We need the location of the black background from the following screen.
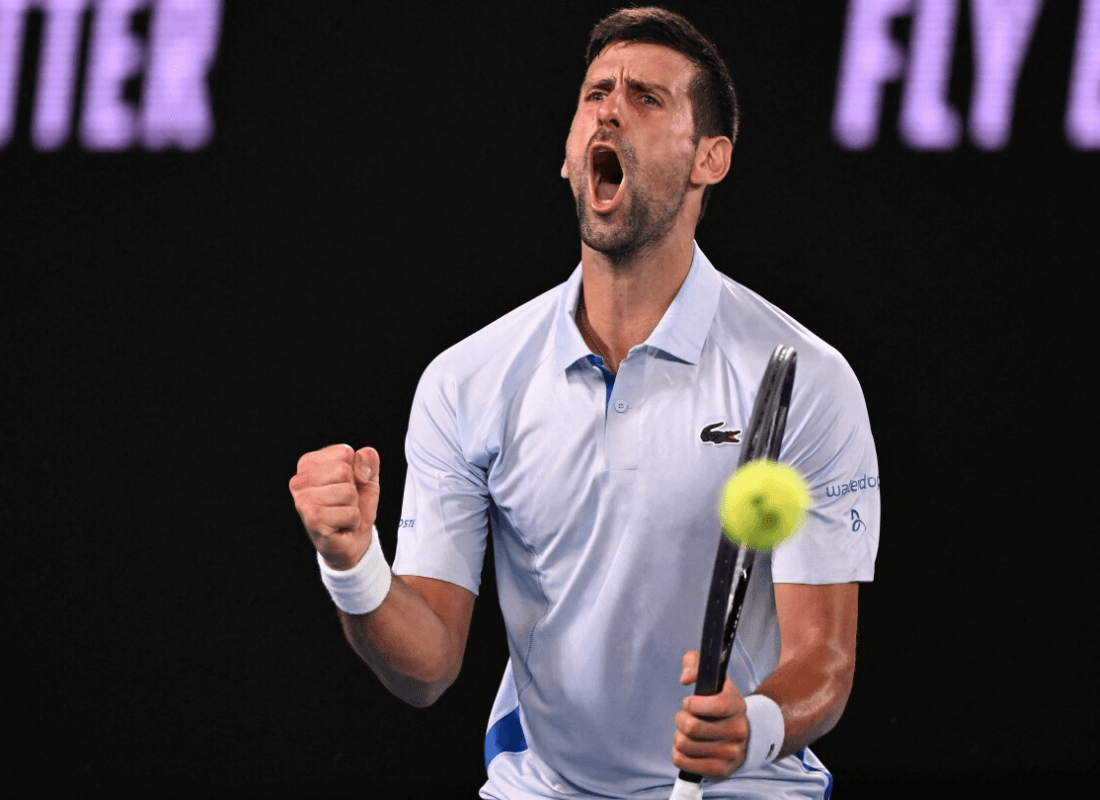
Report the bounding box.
[2,1,1096,796]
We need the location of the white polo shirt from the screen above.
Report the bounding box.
[392,244,880,799]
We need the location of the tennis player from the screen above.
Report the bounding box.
[289,7,879,798]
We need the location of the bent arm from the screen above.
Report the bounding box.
[753,582,859,759]
[338,572,476,708]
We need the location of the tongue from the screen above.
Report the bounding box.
[596,180,619,202]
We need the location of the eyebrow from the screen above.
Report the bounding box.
[584,76,671,97]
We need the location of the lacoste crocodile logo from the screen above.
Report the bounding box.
[700,422,741,445]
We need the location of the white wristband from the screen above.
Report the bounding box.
[317,527,392,614]
[742,694,785,772]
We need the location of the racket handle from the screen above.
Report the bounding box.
[669,775,704,799]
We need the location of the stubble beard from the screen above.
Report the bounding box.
[573,145,693,269]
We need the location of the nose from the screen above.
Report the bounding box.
[596,87,622,129]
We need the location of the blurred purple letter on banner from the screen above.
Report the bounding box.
[32,0,85,150]
[81,0,147,150]
[1067,0,1100,148]
[0,0,30,146]
[967,0,1044,150]
[141,0,222,150]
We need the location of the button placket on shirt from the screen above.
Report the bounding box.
[605,354,641,470]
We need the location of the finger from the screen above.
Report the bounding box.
[674,708,746,743]
[670,741,742,781]
[681,650,699,685]
[297,443,354,473]
[300,458,355,488]
[301,482,358,508]
[354,448,381,525]
[673,725,744,756]
[307,504,361,534]
[683,678,745,719]
[354,446,380,486]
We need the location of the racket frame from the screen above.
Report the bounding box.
[674,344,798,793]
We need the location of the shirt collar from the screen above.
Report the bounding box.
[643,243,721,365]
[552,265,591,374]
[552,242,722,373]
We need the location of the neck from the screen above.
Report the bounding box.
[576,232,695,373]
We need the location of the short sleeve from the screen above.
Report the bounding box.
[771,349,880,584]
[390,362,491,595]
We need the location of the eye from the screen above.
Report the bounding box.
[586,90,606,102]
[641,94,660,107]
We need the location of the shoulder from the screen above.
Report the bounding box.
[414,280,565,409]
[709,270,859,387]
[702,266,872,453]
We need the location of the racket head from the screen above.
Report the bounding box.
[696,345,797,691]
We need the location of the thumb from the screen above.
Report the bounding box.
[681,650,700,685]
[353,446,380,530]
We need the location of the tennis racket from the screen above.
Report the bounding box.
[669,344,798,800]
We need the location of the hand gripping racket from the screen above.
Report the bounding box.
[669,344,797,800]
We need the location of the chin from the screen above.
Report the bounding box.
[575,192,680,267]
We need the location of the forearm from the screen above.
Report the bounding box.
[752,643,855,759]
[291,446,474,707]
[337,575,464,708]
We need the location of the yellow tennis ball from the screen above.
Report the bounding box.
[718,460,811,550]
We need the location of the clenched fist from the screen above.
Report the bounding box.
[289,444,380,570]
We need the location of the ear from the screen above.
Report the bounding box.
[561,157,569,179]
[690,136,732,187]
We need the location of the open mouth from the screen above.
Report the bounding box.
[591,145,624,207]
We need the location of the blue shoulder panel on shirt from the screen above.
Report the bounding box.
[797,748,834,799]
[484,706,528,768]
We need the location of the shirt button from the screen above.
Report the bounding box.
[614,400,628,413]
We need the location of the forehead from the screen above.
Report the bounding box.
[583,42,697,94]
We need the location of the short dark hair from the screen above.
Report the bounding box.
[585,7,739,220]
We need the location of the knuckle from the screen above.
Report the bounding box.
[333,506,359,531]
[297,449,322,472]
[733,715,748,740]
[730,698,745,718]
[301,514,322,536]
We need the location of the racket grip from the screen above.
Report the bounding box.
[669,775,704,799]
